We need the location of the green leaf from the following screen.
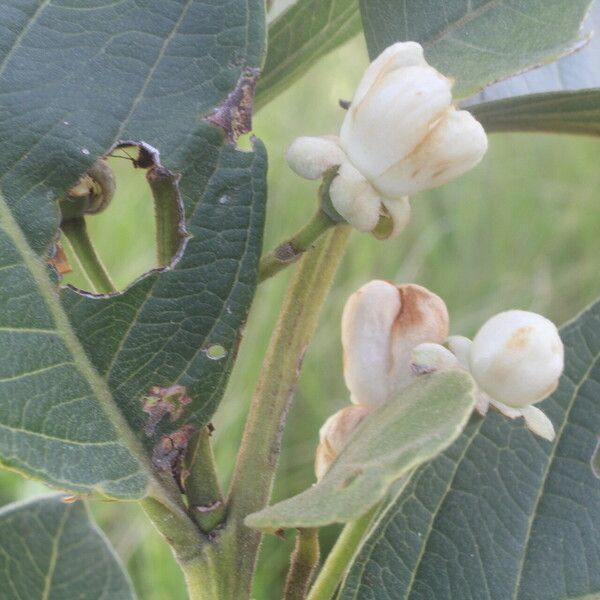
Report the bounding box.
[468,1,600,102]
[0,1,266,495]
[339,299,600,600]
[469,89,600,136]
[0,495,135,600]
[255,0,361,109]
[245,371,476,530]
[358,0,593,98]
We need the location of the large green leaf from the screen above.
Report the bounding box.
[469,1,600,102]
[339,299,600,600]
[469,89,600,136]
[255,0,361,109]
[359,0,593,98]
[246,371,476,530]
[0,495,135,600]
[0,1,266,495]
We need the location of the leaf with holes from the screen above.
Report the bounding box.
[0,495,135,600]
[359,0,593,98]
[0,0,266,497]
[245,371,476,531]
[255,0,361,110]
[339,298,600,600]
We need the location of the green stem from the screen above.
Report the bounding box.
[284,528,320,600]
[147,164,186,267]
[306,504,380,600]
[183,427,226,533]
[201,225,350,600]
[61,217,116,294]
[259,209,336,282]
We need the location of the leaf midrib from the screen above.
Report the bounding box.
[41,504,71,600]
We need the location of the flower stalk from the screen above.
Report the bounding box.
[284,528,320,600]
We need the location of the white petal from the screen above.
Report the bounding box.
[446,335,472,369]
[389,284,449,395]
[329,160,381,232]
[373,108,488,198]
[379,196,411,239]
[350,42,427,108]
[342,280,401,406]
[488,398,523,419]
[520,405,555,441]
[285,135,346,180]
[340,66,453,179]
[470,310,564,408]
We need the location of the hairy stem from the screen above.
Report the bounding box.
[183,427,226,533]
[284,528,320,600]
[207,225,351,599]
[306,504,380,600]
[259,209,337,282]
[61,217,116,294]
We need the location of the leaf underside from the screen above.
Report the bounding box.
[0,495,135,600]
[246,371,476,530]
[0,0,266,497]
[358,0,593,99]
[340,299,600,600]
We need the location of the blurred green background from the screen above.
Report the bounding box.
[2,35,600,600]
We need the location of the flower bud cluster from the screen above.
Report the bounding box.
[315,281,564,480]
[286,42,488,239]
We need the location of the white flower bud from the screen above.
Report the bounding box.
[285,135,346,180]
[284,42,487,239]
[470,310,564,408]
[446,335,472,369]
[314,404,372,481]
[342,280,449,406]
[339,42,487,197]
[410,343,461,374]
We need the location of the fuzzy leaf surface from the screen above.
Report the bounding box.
[359,0,593,98]
[0,496,135,600]
[0,0,266,494]
[246,371,476,530]
[340,299,600,600]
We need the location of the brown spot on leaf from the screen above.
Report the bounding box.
[49,242,72,275]
[141,384,192,437]
[152,424,198,475]
[206,68,260,144]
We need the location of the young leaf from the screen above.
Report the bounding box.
[339,298,600,600]
[255,0,361,110]
[469,89,600,136]
[359,0,593,98]
[0,496,135,600]
[245,371,476,530]
[0,1,266,495]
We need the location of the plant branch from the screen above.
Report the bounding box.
[206,225,350,599]
[147,164,186,267]
[284,528,320,600]
[306,504,380,600]
[61,217,116,294]
[259,209,336,282]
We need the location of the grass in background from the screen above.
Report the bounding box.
[4,35,600,600]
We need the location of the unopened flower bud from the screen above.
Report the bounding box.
[410,342,461,375]
[342,280,449,406]
[284,42,487,239]
[470,310,564,408]
[446,335,472,369]
[314,404,372,481]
